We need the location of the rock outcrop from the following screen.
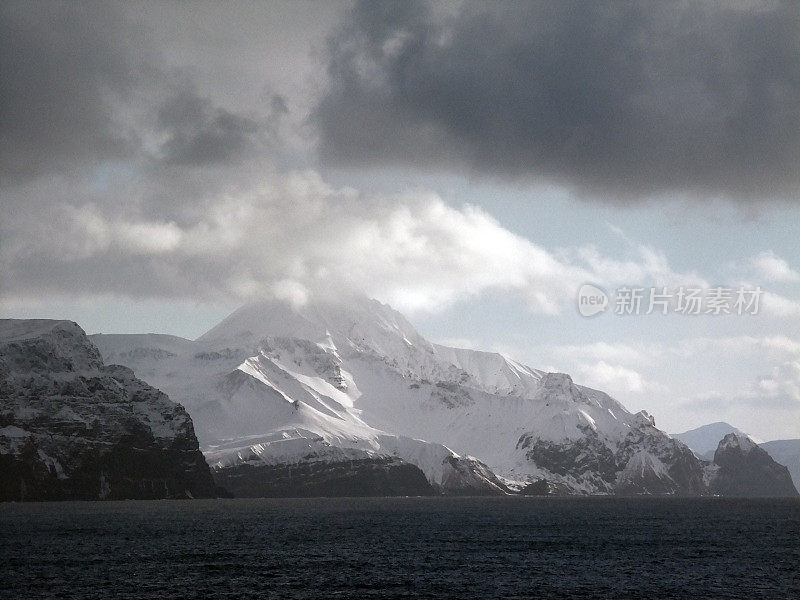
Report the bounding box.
[212,456,434,498]
[0,319,217,501]
[759,439,800,491]
[708,433,798,497]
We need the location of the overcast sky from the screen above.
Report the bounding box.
[2,1,799,440]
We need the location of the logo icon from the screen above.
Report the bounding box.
[578,284,608,317]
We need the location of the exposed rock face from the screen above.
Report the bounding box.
[517,478,571,495]
[517,396,708,496]
[672,422,752,458]
[212,457,434,498]
[438,455,511,496]
[517,432,619,493]
[759,439,800,491]
[614,413,708,496]
[708,433,798,497]
[0,319,217,501]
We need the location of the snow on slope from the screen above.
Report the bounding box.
[91,297,704,494]
[432,344,545,397]
[94,320,506,492]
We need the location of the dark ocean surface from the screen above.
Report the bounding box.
[1,497,798,599]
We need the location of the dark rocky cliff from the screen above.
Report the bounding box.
[709,433,798,498]
[212,456,434,498]
[0,319,217,501]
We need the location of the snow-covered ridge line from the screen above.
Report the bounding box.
[88,296,731,495]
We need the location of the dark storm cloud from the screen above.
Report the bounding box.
[317,1,800,200]
[0,1,268,183]
[0,1,141,182]
[157,89,259,166]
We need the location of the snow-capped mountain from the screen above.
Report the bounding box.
[0,319,217,501]
[92,296,708,495]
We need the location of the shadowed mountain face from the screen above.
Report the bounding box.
[672,422,753,459]
[674,423,800,496]
[0,319,217,501]
[759,439,800,491]
[211,456,435,498]
[710,434,798,498]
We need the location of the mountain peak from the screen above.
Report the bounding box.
[197,295,434,358]
[711,432,798,497]
[672,422,756,457]
[90,296,726,496]
[0,318,84,344]
[0,319,103,373]
[718,432,758,454]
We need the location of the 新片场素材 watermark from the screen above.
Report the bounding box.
[577,285,762,317]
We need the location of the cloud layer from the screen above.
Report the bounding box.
[0,2,288,185]
[547,335,800,435]
[2,2,798,313]
[0,2,141,182]
[0,167,622,313]
[1,2,797,441]
[317,1,800,201]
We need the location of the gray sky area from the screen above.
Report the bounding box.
[1,1,799,439]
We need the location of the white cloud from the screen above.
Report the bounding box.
[7,169,681,315]
[2,168,797,327]
[575,360,650,394]
[749,251,800,283]
[551,341,661,367]
[675,335,800,358]
[549,335,800,431]
[116,221,184,255]
[271,279,310,309]
[573,242,708,290]
[551,332,800,370]
[760,291,800,317]
[683,360,800,414]
[756,361,800,405]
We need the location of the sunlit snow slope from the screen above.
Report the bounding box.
[92,297,705,494]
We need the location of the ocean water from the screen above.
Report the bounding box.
[1,497,798,599]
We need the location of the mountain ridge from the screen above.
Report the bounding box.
[91,296,724,496]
